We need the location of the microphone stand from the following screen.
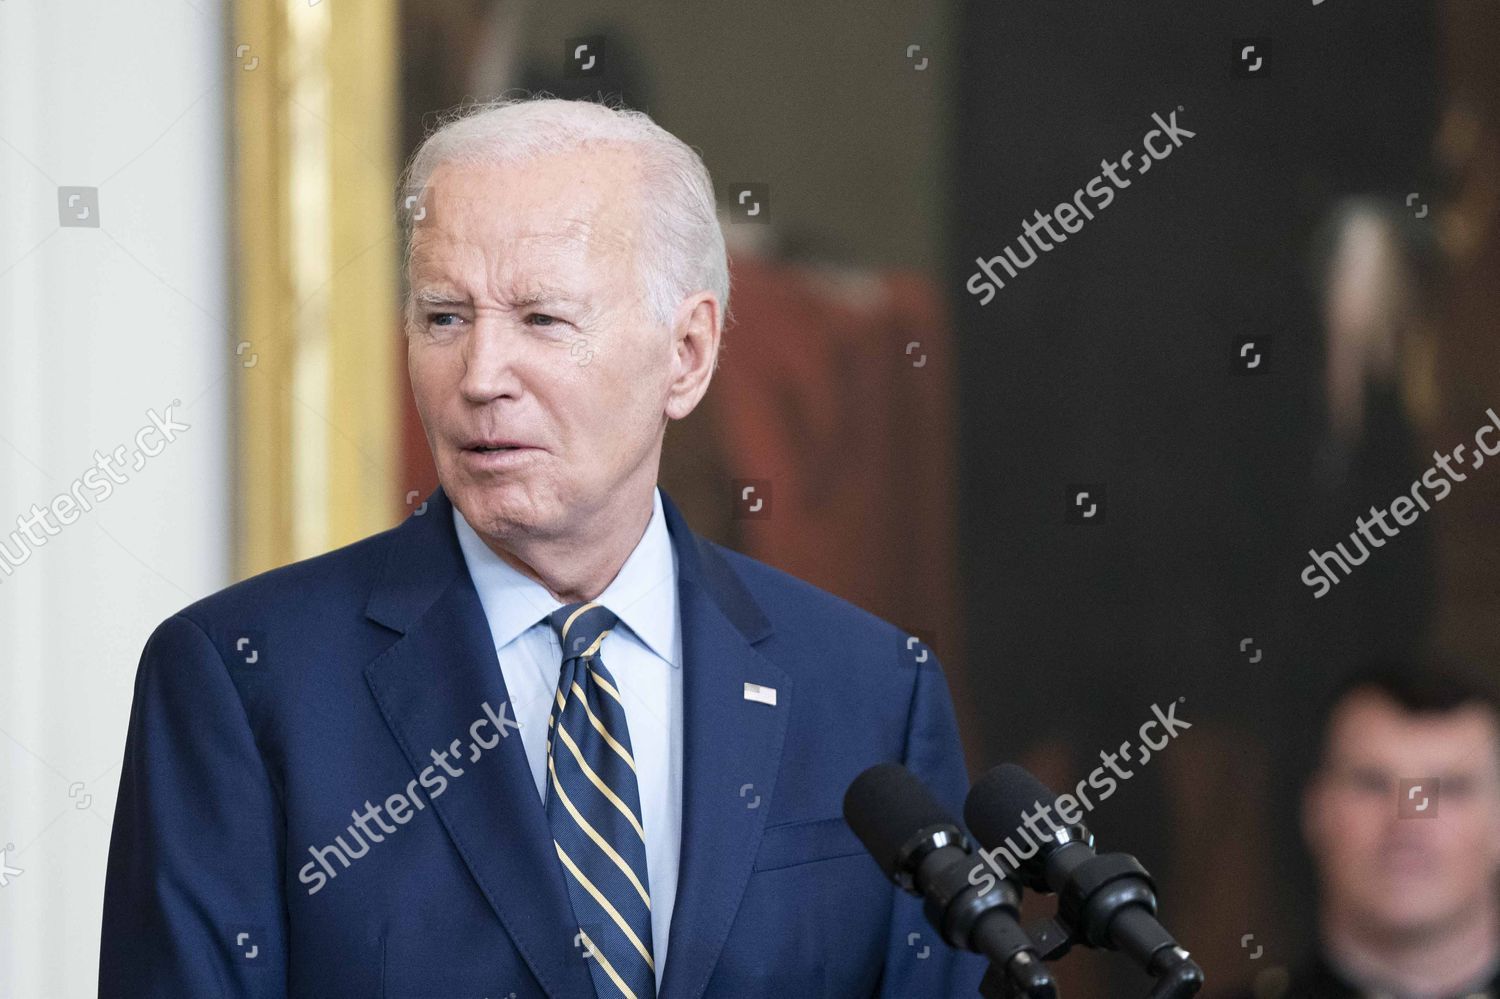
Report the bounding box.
[978,915,1203,999]
[977,835,1204,999]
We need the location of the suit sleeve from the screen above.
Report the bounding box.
[876,650,990,999]
[99,614,288,998]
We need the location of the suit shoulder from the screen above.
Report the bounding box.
[167,518,403,635]
[706,541,913,647]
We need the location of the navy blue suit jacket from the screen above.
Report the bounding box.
[100,486,986,998]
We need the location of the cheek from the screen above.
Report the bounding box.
[407,344,444,406]
[616,342,672,408]
[1443,806,1500,855]
[409,342,465,412]
[582,343,666,419]
[1325,802,1386,853]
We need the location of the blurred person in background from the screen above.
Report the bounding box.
[1243,663,1500,999]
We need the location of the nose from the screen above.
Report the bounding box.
[459,318,524,404]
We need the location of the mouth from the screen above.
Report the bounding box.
[462,439,538,453]
[459,439,543,470]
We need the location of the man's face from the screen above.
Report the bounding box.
[405,145,682,545]
[1303,691,1500,937]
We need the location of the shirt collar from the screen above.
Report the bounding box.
[452,486,680,669]
[1318,943,1500,999]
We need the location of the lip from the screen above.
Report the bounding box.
[1382,844,1437,867]
[459,443,542,470]
[1384,855,1437,879]
[463,437,536,450]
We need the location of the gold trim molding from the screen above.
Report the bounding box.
[231,0,399,577]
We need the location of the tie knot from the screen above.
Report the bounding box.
[548,601,619,661]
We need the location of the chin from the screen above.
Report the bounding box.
[451,477,564,538]
[1359,892,1464,937]
[472,500,543,539]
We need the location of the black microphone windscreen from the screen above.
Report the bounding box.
[964,763,1059,851]
[843,762,956,882]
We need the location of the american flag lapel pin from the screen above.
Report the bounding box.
[743,682,777,707]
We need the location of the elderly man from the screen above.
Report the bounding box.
[99,97,984,999]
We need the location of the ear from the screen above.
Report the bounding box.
[663,291,721,422]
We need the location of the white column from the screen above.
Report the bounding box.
[0,0,232,995]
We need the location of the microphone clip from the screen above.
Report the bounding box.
[980,848,1204,999]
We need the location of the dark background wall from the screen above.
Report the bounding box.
[397,1,1500,994]
[953,1,1500,993]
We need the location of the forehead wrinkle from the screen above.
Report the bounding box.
[518,217,595,247]
[412,197,645,312]
[407,226,482,285]
[514,215,640,267]
[491,230,640,304]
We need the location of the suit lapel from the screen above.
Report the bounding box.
[362,487,595,998]
[361,485,790,999]
[657,492,790,999]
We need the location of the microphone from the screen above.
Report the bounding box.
[964,764,1203,994]
[844,763,1056,999]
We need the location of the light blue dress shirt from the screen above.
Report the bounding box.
[452,487,683,990]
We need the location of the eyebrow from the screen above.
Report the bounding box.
[410,287,591,309]
[512,288,588,308]
[412,289,469,308]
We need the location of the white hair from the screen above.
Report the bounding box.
[399,94,729,334]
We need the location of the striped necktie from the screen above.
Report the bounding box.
[545,600,656,999]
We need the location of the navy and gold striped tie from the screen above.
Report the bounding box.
[545,601,656,999]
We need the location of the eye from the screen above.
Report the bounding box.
[1444,776,1478,798]
[428,313,462,327]
[1339,769,1392,796]
[526,313,566,328]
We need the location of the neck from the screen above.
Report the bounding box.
[476,484,656,605]
[1321,900,1499,998]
